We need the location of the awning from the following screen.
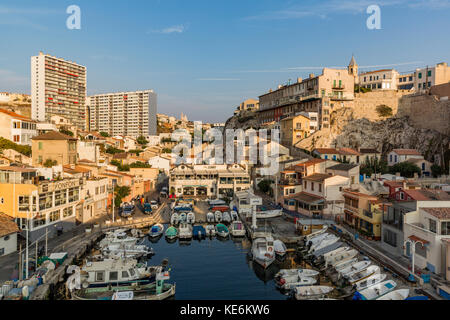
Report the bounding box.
[408,235,430,245]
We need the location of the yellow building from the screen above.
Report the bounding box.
[31,131,77,167]
[280,114,310,147]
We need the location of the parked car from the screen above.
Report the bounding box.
[144,202,152,215]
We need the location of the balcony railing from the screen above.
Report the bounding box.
[332,84,345,89]
[280,179,301,186]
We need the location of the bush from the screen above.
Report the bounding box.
[431,164,443,178]
[43,159,57,168]
[114,185,131,207]
[105,146,125,155]
[257,179,273,194]
[136,136,148,145]
[100,132,109,137]
[59,129,74,137]
[0,137,32,156]
[376,105,393,117]
[389,162,421,178]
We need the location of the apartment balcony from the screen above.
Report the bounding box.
[279,179,301,186]
[344,203,359,214]
[331,84,345,90]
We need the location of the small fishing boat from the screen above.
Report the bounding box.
[230,221,246,237]
[165,226,178,240]
[186,212,195,224]
[230,211,239,221]
[353,280,397,300]
[273,240,287,257]
[99,230,138,248]
[206,212,215,223]
[294,286,334,300]
[101,243,154,259]
[275,268,319,280]
[222,211,232,223]
[325,249,359,267]
[149,224,164,238]
[179,212,187,223]
[179,223,193,239]
[321,246,350,261]
[192,225,206,239]
[255,208,282,219]
[304,225,328,241]
[334,258,358,272]
[279,276,317,290]
[211,205,229,213]
[339,261,371,278]
[309,235,339,253]
[215,223,229,237]
[205,225,216,237]
[354,273,387,291]
[306,232,332,247]
[209,199,226,206]
[170,212,179,225]
[251,236,275,269]
[214,211,222,223]
[376,289,409,300]
[347,265,380,284]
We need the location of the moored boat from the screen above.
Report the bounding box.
[179,212,187,223]
[347,265,380,284]
[279,276,317,290]
[149,224,164,238]
[170,212,179,225]
[230,211,239,221]
[354,273,387,291]
[215,223,229,237]
[222,211,232,223]
[334,258,358,272]
[186,212,195,224]
[205,225,216,237]
[251,235,275,269]
[376,289,409,300]
[294,285,334,300]
[339,261,371,278]
[206,212,215,223]
[230,220,246,237]
[165,226,178,240]
[353,280,397,300]
[214,211,222,223]
[325,249,359,267]
[179,223,193,239]
[275,268,319,280]
[192,225,206,239]
[273,240,287,257]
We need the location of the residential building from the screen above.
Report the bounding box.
[313,147,361,164]
[414,62,450,92]
[397,72,415,90]
[31,131,77,167]
[404,158,433,177]
[148,155,171,174]
[31,52,87,130]
[79,177,109,223]
[77,141,101,164]
[313,148,341,161]
[297,111,318,133]
[358,148,381,164]
[234,98,259,114]
[326,163,360,185]
[343,189,383,239]
[0,149,32,166]
[0,213,20,256]
[0,109,37,145]
[87,90,157,137]
[403,201,450,275]
[258,58,356,129]
[358,69,399,90]
[387,149,424,166]
[280,114,310,148]
[0,167,81,241]
[169,164,251,198]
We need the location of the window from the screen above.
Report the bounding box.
[304,181,307,189]
[122,271,129,278]
[63,206,73,218]
[427,70,432,77]
[429,219,437,233]
[33,214,46,228]
[311,182,314,191]
[54,190,66,206]
[383,229,397,247]
[95,271,105,282]
[18,196,30,211]
[0,248,4,256]
[319,184,322,192]
[39,193,53,210]
[418,72,422,79]
[441,222,450,236]
[415,243,427,258]
[38,142,43,150]
[109,271,118,281]
[49,210,60,223]
[128,269,136,277]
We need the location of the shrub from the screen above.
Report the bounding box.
[376,104,393,117]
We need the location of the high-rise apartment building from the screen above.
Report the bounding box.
[87,90,157,137]
[31,52,87,130]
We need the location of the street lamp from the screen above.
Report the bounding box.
[404,238,421,282]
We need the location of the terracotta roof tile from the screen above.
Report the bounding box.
[422,207,450,220]
[392,149,422,156]
[0,213,20,237]
[32,131,76,141]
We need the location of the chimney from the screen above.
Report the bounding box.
[309,73,315,79]
[402,180,406,190]
[297,77,302,83]
[413,172,419,179]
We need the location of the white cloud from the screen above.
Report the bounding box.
[197,78,240,81]
[149,24,187,34]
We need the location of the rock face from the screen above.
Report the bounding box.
[296,107,449,166]
[223,110,259,133]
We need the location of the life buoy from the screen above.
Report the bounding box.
[268,247,273,252]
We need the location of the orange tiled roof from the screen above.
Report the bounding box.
[392,149,422,156]
[339,148,360,156]
[314,148,339,154]
[422,208,450,220]
[0,213,20,237]
[0,109,35,122]
[295,158,326,167]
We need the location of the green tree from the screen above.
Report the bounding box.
[360,157,389,176]
[376,104,393,117]
[0,137,32,156]
[257,179,273,194]
[431,164,443,178]
[114,185,131,207]
[59,129,74,137]
[136,135,148,145]
[43,159,57,168]
[100,132,110,137]
[162,148,172,154]
[389,162,421,178]
[105,146,125,154]
[129,161,152,169]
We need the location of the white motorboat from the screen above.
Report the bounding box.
[230,211,239,221]
[305,225,328,241]
[334,258,358,272]
[347,265,380,284]
[205,225,216,237]
[209,199,226,206]
[273,240,287,257]
[251,236,275,269]
[179,223,193,239]
[355,280,397,300]
[280,276,317,290]
[186,212,195,224]
[222,211,232,223]
[215,224,229,237]
[230,221,246,237]
[306,232,332,247]
[99,230,138,248]
[309,235,339,253]
[149,224,164,238]
[170,212,179,225]
[294,286,334,300]
[179,212,187,223]
[255,208,282,219]
[214,211,222,223]
[275,268,319,280]
[325,249,359,267]
[321,246,350,261]
[354,273,387,291]
[376,289,409,300]
[101,243,153,259]
[339,261,371,278]
[206,212,215,223]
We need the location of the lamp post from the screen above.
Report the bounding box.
[404,238,418,282]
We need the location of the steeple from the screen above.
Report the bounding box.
[348,55,358,77]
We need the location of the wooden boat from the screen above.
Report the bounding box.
[165,226,178,240]
[376,289,409,300]
[354,280,397,300]
[273,240,287,257]
[275,268,319,280]
[251,235,275,269]
[192,225,206,239]
[280,276,317,290]
[179,223,193,239]
[205,225,216,237]
[339,261,371,278]
[206,212,215,223]
[230,221,246,237]
[354,273,387,291]
[186,212,195,224]
[149,224,164,238]
[325,249,359,267]
[222,211,232,223]
[214,211,222,223]
[170,212,179,225]
[306,232,330,246]
[230,211,239,221]
[347,265,380,284]
[215,223,229,237]
[211,205,229,213]
[294,286,334,300]
[72,272,175,300]
[334,258,358,272]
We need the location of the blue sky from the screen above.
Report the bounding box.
[1,0,450,122]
